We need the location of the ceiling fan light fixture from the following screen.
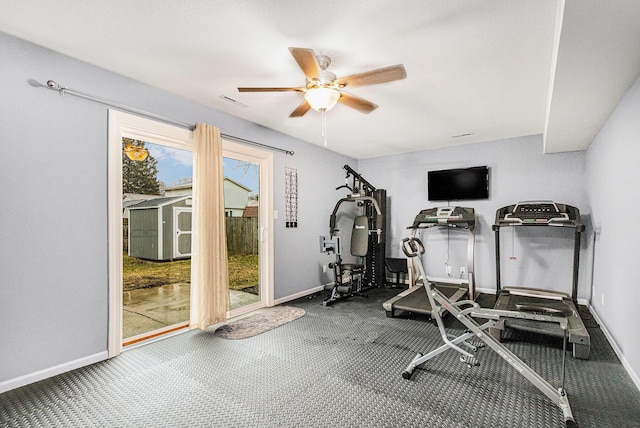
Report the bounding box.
[123,143,149,161]
[304,87,341,112]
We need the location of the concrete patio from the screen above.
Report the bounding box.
[123,283,259,339]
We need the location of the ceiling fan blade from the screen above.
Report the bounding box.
[338,92,378,114]
[238,87,304,92]
[288,47,323,81]
[289,99,311,117]
[335,64,407,89]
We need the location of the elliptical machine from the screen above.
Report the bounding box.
[319,165,386,306]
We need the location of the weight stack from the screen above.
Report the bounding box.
[368,189,386,287]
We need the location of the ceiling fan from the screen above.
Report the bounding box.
[238,47,407,117]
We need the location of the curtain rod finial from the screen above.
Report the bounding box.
[46,80,66,96]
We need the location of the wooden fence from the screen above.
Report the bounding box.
[226,217,259,255]
[123,217,259,255]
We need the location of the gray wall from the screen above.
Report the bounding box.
[586,74,640,383]
[274,148,360,298]
[0,31,354,386]
[358,135,591,299]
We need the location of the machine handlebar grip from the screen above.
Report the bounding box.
[329,215,337,234]
[402,237,425,257]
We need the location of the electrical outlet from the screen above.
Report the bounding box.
[445,265,452,274]
[459,267,466,277]
[601,293,605,306]
[323,265,327,274]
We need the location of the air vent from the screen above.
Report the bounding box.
[219,95,248,108]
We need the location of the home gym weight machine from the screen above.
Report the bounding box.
[383,206,476,319]
[399,236,578,427]
[491,201,590,359]
[319,165,386,306]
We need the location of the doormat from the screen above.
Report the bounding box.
[213,306,306,339]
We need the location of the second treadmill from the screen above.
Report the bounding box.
[490,201,590,359]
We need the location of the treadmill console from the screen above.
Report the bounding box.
[409,206,475,229]
[436,207,457,218]
[496,201,579,227]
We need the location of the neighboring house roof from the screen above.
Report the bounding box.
[164,182,193,192]
[164,177,253,193]
[242,205,258,217]
[224,177,252,193]
[128,195,191,209]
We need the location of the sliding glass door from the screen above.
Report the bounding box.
[108,111,273,357]
[122,139,193,344]
[223,142,274,317]
[223,157,260,311]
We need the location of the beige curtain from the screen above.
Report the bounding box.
[190,123,229,330]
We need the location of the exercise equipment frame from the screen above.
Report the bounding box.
[400,237,577,427]
[321,165,386,306]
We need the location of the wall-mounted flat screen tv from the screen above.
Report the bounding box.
[428,166,489,201]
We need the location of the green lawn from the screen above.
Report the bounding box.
[123,253,259,292]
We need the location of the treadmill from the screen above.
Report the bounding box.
[490,201,590,359]
[383,206,475,319]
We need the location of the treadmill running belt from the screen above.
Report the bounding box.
[394,284,464,314]
[506,295,574,317]
[492,291,591,359]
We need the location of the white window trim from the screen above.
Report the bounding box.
[223,140,275,318]
[108,110,275,356]
[108,110,193,357]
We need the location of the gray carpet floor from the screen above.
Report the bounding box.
[1,288,639,427]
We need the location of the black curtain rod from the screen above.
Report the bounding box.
[45,80,294,156]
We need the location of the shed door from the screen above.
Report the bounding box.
[173,207,192,258]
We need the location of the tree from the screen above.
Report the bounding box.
[122,139,161,195]
[173,176,193,185]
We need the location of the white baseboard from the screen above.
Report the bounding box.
[273,285,324,305]
[588,304,640,392]
[274,278,410,305]
[0,351,108,394]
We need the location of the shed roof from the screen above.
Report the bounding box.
[128,195,191,209]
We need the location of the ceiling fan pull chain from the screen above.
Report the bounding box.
[322,108,328,146]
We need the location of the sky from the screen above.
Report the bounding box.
[145,142,259,193]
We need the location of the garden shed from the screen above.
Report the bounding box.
[127,195,192,261]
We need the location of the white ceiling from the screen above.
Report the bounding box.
[2,0,640,159]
